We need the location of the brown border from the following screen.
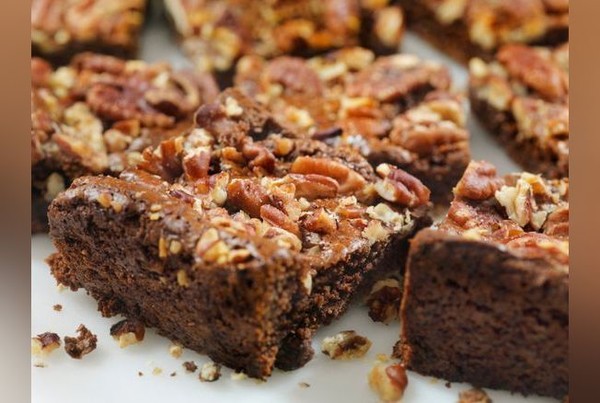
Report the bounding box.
[0,0,30,400]
[570,1,600,401]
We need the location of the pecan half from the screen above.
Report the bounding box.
[288,173,339,200]
[227,179,271,218]
[242,141,276,172]
[454,161,502,200]
[291,156,366,194]
[368,362,408,402]
[375,164,430,207]
[497,44,567,102]
[260,204,301,236]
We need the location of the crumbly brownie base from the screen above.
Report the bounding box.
[48,176,306,379]
[400,0,568,64]
[469,89,568,178]
[397,229,568,399]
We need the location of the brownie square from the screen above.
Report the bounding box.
[398,0,568,63]
[31,53,218,232]
[397,161,568,398]
[31,0,148,65]
[469,43,569,178]
[234,48,471,204]
[48,89,431,378]
[163,0,405,84]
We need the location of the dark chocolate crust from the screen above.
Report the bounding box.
[400,0,569,64]
[48,89,431,377]
[398,229,568,399]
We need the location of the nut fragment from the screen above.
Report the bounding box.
[368,362,408,403]
[321,330,372,360]
[64,324,97,359]
[458,388,492,403]
[31,332,61,356]
[183,361,198,373]
[169,344,183,358]
[110,319,145,348]
[366,278,403,324]
[375,164,430,207]
[199,361,221,382]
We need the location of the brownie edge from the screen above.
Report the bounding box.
[398,229,568,399]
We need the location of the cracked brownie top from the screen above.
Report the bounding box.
[439,161,568,268]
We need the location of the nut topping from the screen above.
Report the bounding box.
[110,319,145,348]
[368,361,408,402]
[31,332,61,356]
[321,330,372,360]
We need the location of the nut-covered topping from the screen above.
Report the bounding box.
[366,278,403,324]
[110,319,145,348]
[375,164,430,207]
[260,204,301,237]
[199,362,221,382]
[31,332,61,356]
[497,44,567,102]
[454,161,501,200]
[458,388,492,403]
[495,173,552,230]
[368,361,408,403]
[265,57,323,96]
[321,330,372,360]
[64,324,97,359]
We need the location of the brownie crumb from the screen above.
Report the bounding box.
[299,382,310,388]
[366,278,403,324]
[199,362,221,382]
[445,381,452,388]
[138,371,144,377]
[64,324,97,359]
[169,344,183,358]
[52,304,63,312]
[368,361,408,403]
[458,388,492,403]
[110,319,145,348]
[321,330,372,360]
[170,371,177,377]
[33,362,47,368]
[31,332,61,356]
[183,361,198,373]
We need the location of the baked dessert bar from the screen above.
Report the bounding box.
[47,89,431,378]
[469,43,569,178]
[31,0,148,65]
[398,0,568,63]
[31,53,218,232]
[164,0,405,84]
[397,161,568,399]
[235,47,470,203]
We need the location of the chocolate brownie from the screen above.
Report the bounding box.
[47,89,431,378]
[163,0,405,85]
[234,47,470,203]
[31,0,148,65]
[397,161,568,398]
[469,43,569,178]
[31,53,218,233]
[398,0,568,63]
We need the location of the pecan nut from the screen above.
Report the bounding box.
[227,179,271,219]
[375,164,430,207]
[291,156,366,194]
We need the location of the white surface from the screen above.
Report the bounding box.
[32,3,551,402]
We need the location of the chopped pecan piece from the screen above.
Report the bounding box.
[199,361,222,382]
[110,319,145,348]
[375,164,430,207]
[31,332,61,356]
[291,156,366,194]
[260,204,301,236]
[288,173,339,200]
[183,361,198,373]
[64,324,97,359]
[453,161,501,200]
[458,388,492,403]
[227,179,271,218]
[366,278,402,324]
[368,361,408,402]
[321,330,372,360]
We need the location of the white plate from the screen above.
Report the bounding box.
[32,3,557,402]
